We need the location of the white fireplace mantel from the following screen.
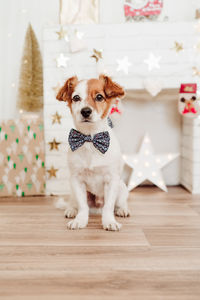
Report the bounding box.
[43,22,199,91]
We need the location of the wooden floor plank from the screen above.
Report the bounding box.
[1,215,200,231]
[0,270,200,300]
[0,203,197,215]
[0,186,200,299]
[0,228,149,246]
[132,204,198,215]
[189,205,200,215]
[143,227,200,247]
[0,246,200,271]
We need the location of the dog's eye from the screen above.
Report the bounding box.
[95,94,104,102]
[72,95,81,102]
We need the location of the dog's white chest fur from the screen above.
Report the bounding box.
[81,167,106,197]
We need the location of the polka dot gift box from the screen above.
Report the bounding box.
[0,117,45,196]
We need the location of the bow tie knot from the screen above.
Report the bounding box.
[68,129,110,154]
[84,135,92,142]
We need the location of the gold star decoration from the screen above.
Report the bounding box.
[52,83,61,95]
[47,166,58,178]
[91,49,102,62]
[56,26,68,40]
[172,41,183,53]
[52,112,62,124]
[49,138,61,150]
[74,29,84,40]
[192,66,200,77]
[194,41,200,53]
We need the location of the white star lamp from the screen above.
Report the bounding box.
[123,133,179,192]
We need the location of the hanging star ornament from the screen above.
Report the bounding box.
[123,133,179,192]
[116,56,132,75]
[56,26,68,40]
[144,53,161,71]
[91,49,102,62]
[192,66,200,77]
[49,138,61,150]
[52,83,61,95]
[52,112,62,124]
[194,41,200,53]
[47,166,58,178]
[75,29,85,40]
[56,53,70,68]
[172,41,183,53]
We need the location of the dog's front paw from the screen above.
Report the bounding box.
[115,207,130,218]
[64,207,78,218]
[102,220,122,231]
[67,217,88,230]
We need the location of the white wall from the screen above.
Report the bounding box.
[1,0,200,120]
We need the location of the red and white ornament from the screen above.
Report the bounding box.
[110,99,122,115]
[124,0,163,20]
[179,84,200,118]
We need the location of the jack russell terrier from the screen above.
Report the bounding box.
[56,74,130,231]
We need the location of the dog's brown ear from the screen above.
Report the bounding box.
[99,74,125,99]
[180,97,186,103]
[56,76,78,102]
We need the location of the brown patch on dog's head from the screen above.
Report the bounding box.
[86,75,125,119]
[99,74,125,99]
[56,76,78,109]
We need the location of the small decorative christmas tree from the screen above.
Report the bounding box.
[17,24,43,112]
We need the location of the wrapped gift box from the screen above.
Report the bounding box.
[0,116,45,196]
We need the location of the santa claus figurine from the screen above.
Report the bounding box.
[179,84,199,118]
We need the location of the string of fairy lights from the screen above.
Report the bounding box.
[53,21,200,91]
[7,10,200,92]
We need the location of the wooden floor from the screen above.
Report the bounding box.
[0,186,200,300]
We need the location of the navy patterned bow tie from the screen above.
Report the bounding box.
[68,129,110,154]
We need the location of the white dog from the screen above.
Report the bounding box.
[56,74,130,231]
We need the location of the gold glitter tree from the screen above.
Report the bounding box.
[17,24,43,112]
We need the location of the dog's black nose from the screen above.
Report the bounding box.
[81,107,92,118]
